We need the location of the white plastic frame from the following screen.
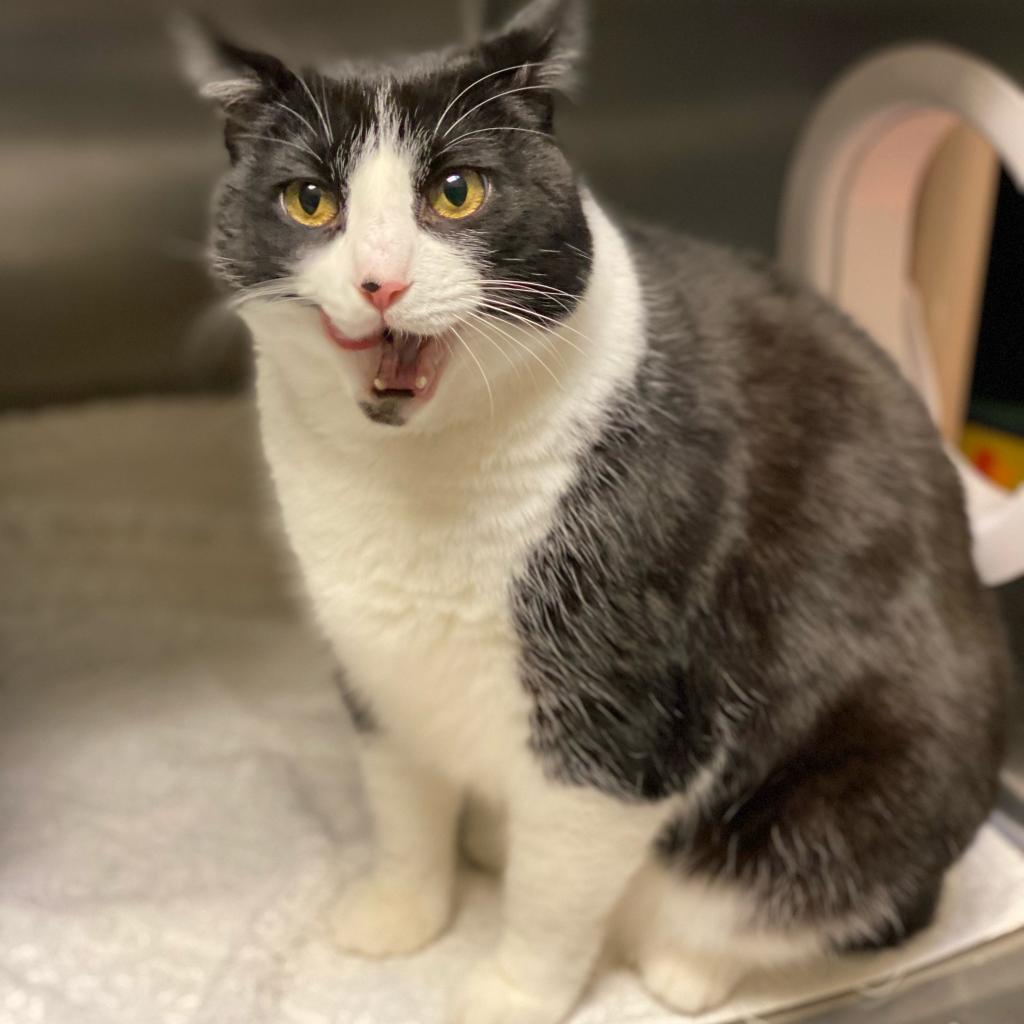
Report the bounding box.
[780,44,1024,586]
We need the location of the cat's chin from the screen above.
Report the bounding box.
[319,310,449,427]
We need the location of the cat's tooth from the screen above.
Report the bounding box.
[415,375,429,391]
[373,377,386,392]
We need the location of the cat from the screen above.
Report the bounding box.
[180,2,1010,1021]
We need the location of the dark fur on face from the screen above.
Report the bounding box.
[184,1,591,326]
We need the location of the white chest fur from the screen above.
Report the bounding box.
[258,398,579,791]
[246,198,645,796]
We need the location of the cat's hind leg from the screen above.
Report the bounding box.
[615,860,823,1014]
[454,777,668,1024]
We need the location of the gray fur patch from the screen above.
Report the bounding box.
[512,227,1010,942]
[359,398,406,427]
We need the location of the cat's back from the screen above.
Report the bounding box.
[580,221,1011,927]
[622,220,981,580]
[540,218,1011,799]
[623,219,1007,670]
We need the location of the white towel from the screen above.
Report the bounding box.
[2,396,1022,1024]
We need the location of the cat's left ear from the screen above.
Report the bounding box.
[485,0,587,95]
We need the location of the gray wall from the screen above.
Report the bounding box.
[0,0,472,409]
[2,0,1022,409]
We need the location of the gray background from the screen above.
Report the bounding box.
[3,0,1024,409]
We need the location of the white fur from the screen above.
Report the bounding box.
[333,743,460,956]
[241,132,825,1022]
[615,863,826,1014]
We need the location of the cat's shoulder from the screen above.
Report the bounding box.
[619,219,774,289]
[615,216,906,391]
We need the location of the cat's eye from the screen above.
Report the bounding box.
[281,181,339,228]
[426,169,487,220]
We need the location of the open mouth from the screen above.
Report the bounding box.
[372,328,443,399]
[320,311,447,405]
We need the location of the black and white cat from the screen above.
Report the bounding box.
[181,2,1009,1021]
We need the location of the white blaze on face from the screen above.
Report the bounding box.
[298,109,483,345]
[299,128,417,341]
[345,141,417,286]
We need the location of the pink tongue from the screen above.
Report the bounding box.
[376,338,429,391]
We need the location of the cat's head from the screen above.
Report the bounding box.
[181,0,595,432]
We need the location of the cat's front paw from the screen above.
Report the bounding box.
[453,958,577,1024]
[331,873,450,957]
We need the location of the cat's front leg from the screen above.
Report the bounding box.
[454,773,666,1024]
[333,739,460,957]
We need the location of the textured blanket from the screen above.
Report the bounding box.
[1,396,1022,1024]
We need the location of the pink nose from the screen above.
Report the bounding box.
[360,279,409,312]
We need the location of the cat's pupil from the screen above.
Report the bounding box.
[443,174,468,207]
[299,184,321,215]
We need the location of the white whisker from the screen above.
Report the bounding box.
[478,300,586,355]
[453,314,521,380]
[450,323,494,418]
[227,278,303,309]
[272,100,318,139]
[522,322,573,369]
[482,282,579,314]
[234,134,324,164]
[488,286,576,319]
[297,74,333,144]
[435,126,551,158]
[433,62,548,138]
[566,242,593,262]
[318,74,334,144]
[467,311,565,389]
[473,305,571,370]
[478,297,593,355]
[443,85,555,138]
[481,279,580,299]
[463,313,538,389]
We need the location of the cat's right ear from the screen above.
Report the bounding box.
[490,0,588,93]
[172,13,296,111]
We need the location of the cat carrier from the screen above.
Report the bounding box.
[779,44,1024,586]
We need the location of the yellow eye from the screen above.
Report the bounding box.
[281,181,339,227]
[427,169,486,220]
